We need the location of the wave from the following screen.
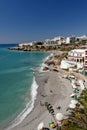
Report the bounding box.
[39,63,49,72]
[5,76,39,130]
[44,52,53,61]
[39,52,53,72]
[5,53,50,130]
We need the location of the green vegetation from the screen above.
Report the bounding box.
[44,89,87,130]
[59,43,86,51]
[62,89,87,130]
[17,42,87,52]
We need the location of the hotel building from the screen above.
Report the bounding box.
[68,49,87,70]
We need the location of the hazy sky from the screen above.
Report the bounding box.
[0,0,87,43]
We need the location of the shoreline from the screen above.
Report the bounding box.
[2,54,51,130]
[4,50,87,130]
[6,70,73,130]
[3,51,74,130]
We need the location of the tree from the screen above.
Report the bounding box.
[62,89,87,130]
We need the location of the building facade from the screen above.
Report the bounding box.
[68,49,87,70]
[66,36,76,44]
[44,36,66,45]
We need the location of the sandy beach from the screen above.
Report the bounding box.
[4,50,87,130]
[4,69,73,130]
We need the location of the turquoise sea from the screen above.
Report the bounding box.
[0,44,49,129]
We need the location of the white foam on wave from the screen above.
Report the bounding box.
[39,53,54,72]
[6,76,39,130]
[40,63,48,72]
[44,52,53,61]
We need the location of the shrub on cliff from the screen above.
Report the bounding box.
[62,89,87,130]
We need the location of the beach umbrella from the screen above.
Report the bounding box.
[69,103,76,109]
[72,84,77,89]
[72,80,75,84]
[71,100,78,104]
[71,96,78,100]
[71,94,78,100]
[70,93,76,97]
[37,122,44,130]
[55,113,63,121]
[73,89,79,93]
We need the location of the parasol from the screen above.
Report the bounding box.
[37,122,44,130]
[55,113,63,121]
[71,100,78,104]
[69,103,76,109]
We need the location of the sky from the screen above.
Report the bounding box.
[0,0,87,43]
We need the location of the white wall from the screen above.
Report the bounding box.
[66,37,70,44]
[60,60,75,69]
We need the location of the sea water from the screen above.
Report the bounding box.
[0,44,49,129]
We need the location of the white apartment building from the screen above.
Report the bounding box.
[18,42,34,48]
[66,36,76,44]
[44,36,66,45]
[77,35,87,40]
[68,49,87,70]
[66,37,70,44]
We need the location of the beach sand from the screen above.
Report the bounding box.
[5,70,73,130]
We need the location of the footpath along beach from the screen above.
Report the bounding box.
[4,52,87,130]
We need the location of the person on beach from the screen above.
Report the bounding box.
[56,106,61,110]
[50,90,53,93]
[40,92,47,97]
[40,101,44,106]
[44,79,48,83]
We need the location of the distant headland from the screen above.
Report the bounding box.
[8,35,87,51]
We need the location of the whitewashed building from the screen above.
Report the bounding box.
[77,35,87,41]
[68,49,87,70]
[66,37,70,44]
[44,36,66,45]
[60,59,76,69]
[66,36,76,44]
[18,42,34,48]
